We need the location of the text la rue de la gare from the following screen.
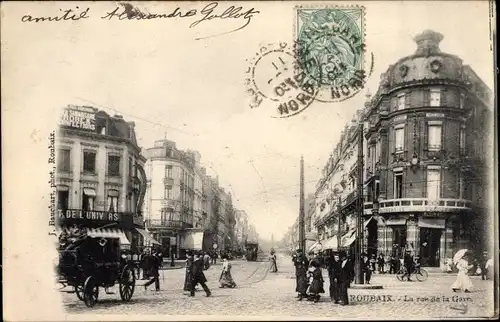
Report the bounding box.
[19,2,260,31]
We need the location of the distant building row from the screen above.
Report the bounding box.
[53,105,255,258]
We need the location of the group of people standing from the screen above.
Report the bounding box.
[293,249,353,304]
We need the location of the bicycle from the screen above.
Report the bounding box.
[396,266,428,282]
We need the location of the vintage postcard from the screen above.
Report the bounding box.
[2,0,498,321]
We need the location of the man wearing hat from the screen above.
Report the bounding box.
[327,251,342,303]
[338,251,350,305]
[293,249,309,300]
[189,251,212,297]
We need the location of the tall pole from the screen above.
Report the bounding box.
[355,121,365,284]
[299,156,306,252]
[337,196,342,251]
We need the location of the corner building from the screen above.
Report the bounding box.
[363,30,492,268]
[55,105,148,251]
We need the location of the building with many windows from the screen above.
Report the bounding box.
[143,139,199,258]
[363,30,492,268]
[55,105,148,251]
[311,30,492,269]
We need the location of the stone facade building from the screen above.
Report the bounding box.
[312,30,492,269]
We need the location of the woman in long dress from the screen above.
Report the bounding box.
[219,259,237,288]
[183,251,194,293]
[451,255,474,292]
[269,250,278,273]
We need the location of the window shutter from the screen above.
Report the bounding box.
[423,122,429,153]
[424,89,430,106]
[441,121,445,152]
[423,169,427,198]
[442,88,447,106]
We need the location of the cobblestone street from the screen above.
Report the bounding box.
[60,254,495,319]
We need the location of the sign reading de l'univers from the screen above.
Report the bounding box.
[58,209,120,222]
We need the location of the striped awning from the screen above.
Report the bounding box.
[418,218,445,229]
[308,241,323,253]
[87,228,131,246]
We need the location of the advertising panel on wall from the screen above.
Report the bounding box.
[59,105,96,131]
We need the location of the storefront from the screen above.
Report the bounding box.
[57,208,145,252]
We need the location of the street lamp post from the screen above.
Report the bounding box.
[355,120,365,285]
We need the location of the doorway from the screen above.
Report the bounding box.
[419,228,442,267]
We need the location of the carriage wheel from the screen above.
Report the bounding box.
[119,265,136,302]
[83,277,99,307]
[75,284,84,301]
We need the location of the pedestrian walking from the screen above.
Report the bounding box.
[306,259,324,303]
[269,249,278,273]
[293,249,309,301]
[362,253,372,284]
[451,253,473,293]
[328,252,341,303]
[203,252,211,270]
[479,251,489,280]
[377,253,385,274]
[347,253,355,288]
[338,251,350,305]
[183,251,194,293]
[189,251,212,297]
[144,250,160,291]
[219,258,237,288]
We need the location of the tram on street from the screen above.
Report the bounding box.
[245,241,259,261]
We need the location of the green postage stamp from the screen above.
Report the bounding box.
[295,5,367,102]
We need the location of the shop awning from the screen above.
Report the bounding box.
[87,228,130,246]
[308,241,323,253]
[136,228,161,245]
[323,236,339,250]
[341,229,357,247]
[386,218,407,226]
[182,230,204,250]
[418,218,445,229]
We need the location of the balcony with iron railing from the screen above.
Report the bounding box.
[363,198,472,215]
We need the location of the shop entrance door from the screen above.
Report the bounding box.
[419,228,442,267]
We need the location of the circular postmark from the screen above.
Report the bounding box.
[244,42,320,118]
[295,7,369,103]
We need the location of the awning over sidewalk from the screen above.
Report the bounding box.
[386,218,407,226]
[308,241,323,253]
[182,230,204,250]
[364,216,386,227]
[136,228,161,245]
[87,228,131,247]
[341,229,357,247]
[322,236,339,250]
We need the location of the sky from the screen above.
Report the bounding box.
[4,1,495,243]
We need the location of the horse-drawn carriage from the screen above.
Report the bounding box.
[57,229,136,307]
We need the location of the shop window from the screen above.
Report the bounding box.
[430,89,441,106]
[83,151,96,173]
[82,188,96,211]
[398,94,406,110]
[57,149,71,172]
[108,155,121,176]
[395,126,405,152]
[107,189,119,212]
[394,172,403,199]
[428,124,442,151]
[57,186,69,210]
[426,168,441,200]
